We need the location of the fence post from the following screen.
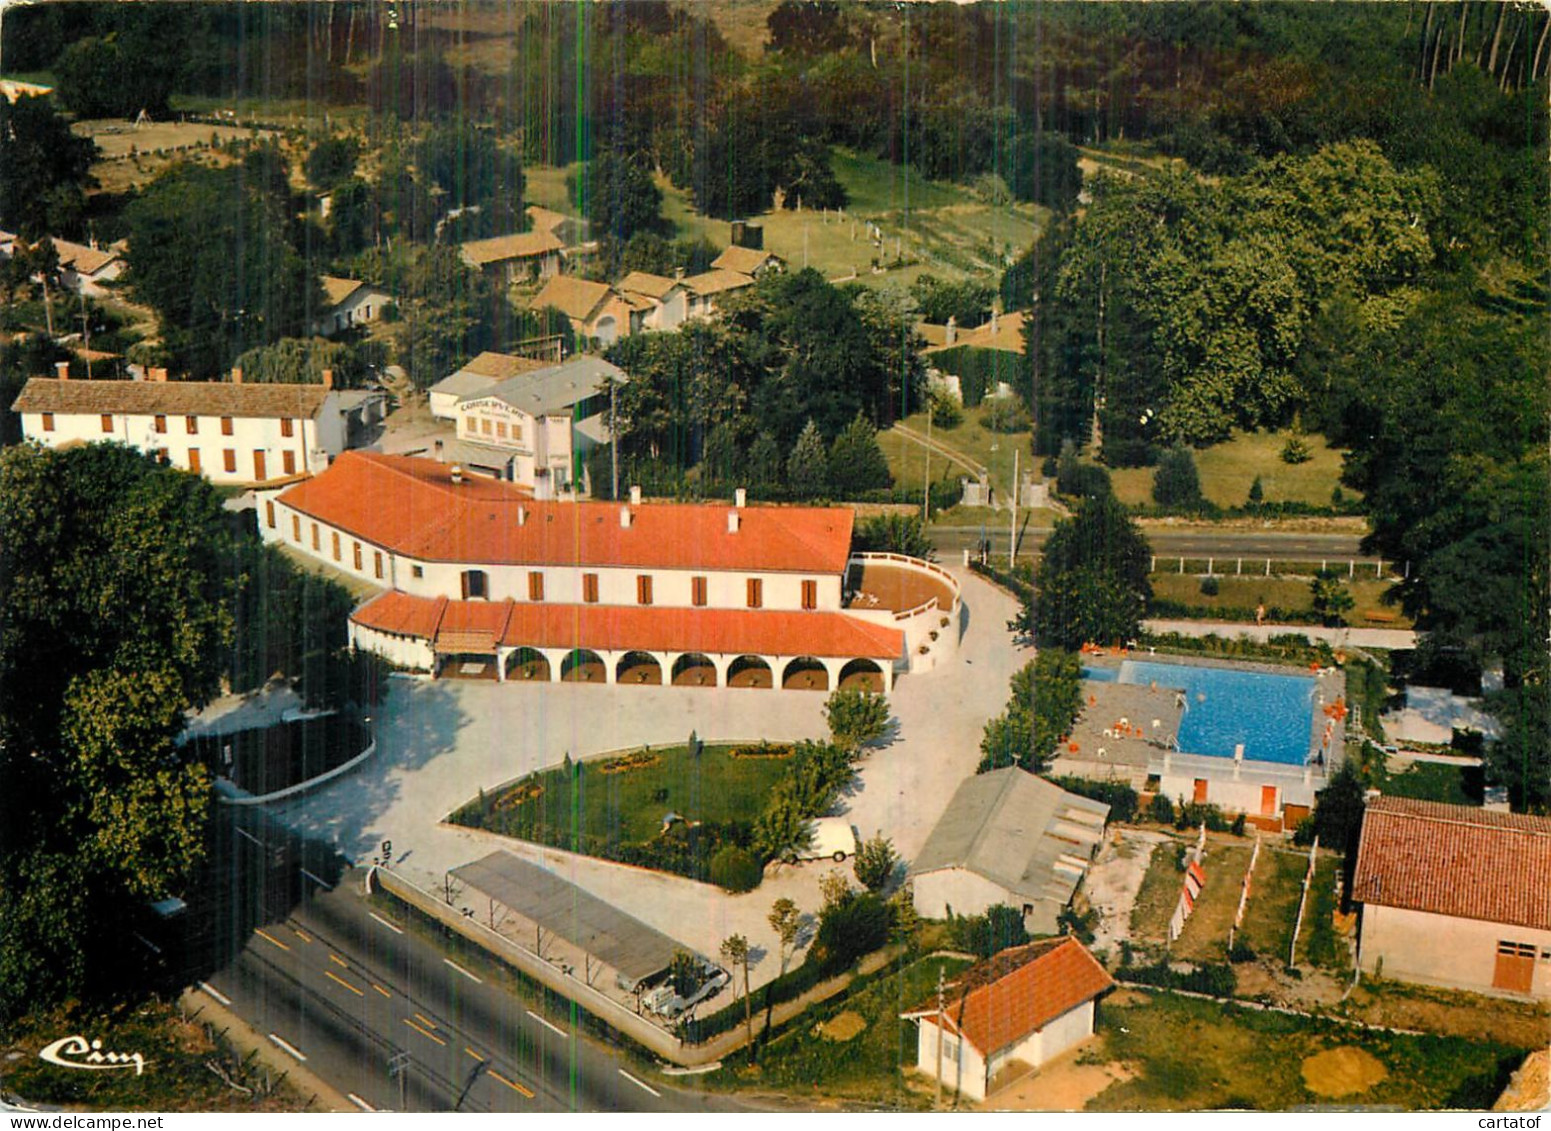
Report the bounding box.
[1237,558,1242,575]
[1348,560,1354,578]
[1151,555,1156,572]
[1207,557,1213,575]
[1265,559,1271,577]
[1179,557,1185,574]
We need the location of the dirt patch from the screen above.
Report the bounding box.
[817,1011,866,1042]
[985,1053,1138,1111]
[1301,1046,1387,1097]
[1106,988,1150,1008]
[1336,982,1550,1048]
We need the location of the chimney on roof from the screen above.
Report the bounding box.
[231,366,243,385]
[629,484,642,506]
[734,487,746,509]
[673,267,685,281]
[321,368,334,389]
[55,361,69,381]
[727,509,741,534]
[620,505,633,529]
[450,464,464,485]
[434,439,444,463]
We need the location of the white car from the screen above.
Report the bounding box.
[783,818,857,865]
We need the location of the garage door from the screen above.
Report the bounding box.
[1493,941,1535,994]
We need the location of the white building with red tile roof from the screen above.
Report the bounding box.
[900,936,1114,1101]
[258,450,960,689]
[1352,796,1551,999]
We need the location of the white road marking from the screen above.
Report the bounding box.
[617,1069,659,1097]
[268,1033,307,1062]
[198,981,231,1006]
[347,1093,376,1112]
[444,958,483,984]
[300,868,334,890]
[369,911,404,935]
[525,1010,567,1038]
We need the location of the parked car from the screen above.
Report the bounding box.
[783,817,857,865]
[642,959,730,1020]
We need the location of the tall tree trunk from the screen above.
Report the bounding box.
[1497,14,1523,91]
[345,5,357,65]
[1418,2,1436,81]
[1430,20,1447,88]
[1486,1,1507,73]
[1454,1,1468,66]
[1532,13,1550,82]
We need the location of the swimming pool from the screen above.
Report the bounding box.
[1114,660,1316,765]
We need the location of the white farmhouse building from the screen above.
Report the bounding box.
[257,450,962,688]
[901,937,1114,1102]
[311,275,393,337]
[427,351,549,420]
[14,369,353,486]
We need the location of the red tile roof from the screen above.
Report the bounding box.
[278,451,855,574]
[351,593,903,660]
[1352,796,1551,932]
[902,937,1113,1056]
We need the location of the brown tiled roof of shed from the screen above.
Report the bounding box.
[461,230,564,266]
[532,275,612,321]
[12,378,330,419]
[1352,796,1551,932]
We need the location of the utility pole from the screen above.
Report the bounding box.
[922,403,931,521]
[388,1050,411,1112]
[934,964,945,1110]
[610,380,619,502]
[1008,448,1019,570]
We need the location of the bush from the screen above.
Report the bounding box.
[1281,436,1312,465]
[709,844,763,893]
[1230,813,1247,836]
[1199,576,1221,597]
[981,394,1032,433]
[947,903,1029,958]
[926,387,962,429]
[1048,775,1137,823]
[1055,442,1113,500]
[1152,447,1204,508]
[1175,801,1233,832]
[1149,793,1176,825]
[811,893,893,973]
[1121,958,1237,997]
[852,833,898,892]
[1228,940,1256,963]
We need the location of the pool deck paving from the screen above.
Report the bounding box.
[270,566,1029,992]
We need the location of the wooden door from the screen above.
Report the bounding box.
[1193,778,1208,804]
[1260,785,1278,816]
[187,448,201,474]
[253,450,267,481]
[1494,942,1536,994]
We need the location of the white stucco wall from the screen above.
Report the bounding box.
[914,868,1017,923]
[1359,903,1551,999]
[915,1018,989,1102]
[349,622,434,672]
[314,286,392,336]
[987,999,1095,1079]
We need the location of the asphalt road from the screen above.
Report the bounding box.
[200,873,748,1114]
[931,525,1374,563]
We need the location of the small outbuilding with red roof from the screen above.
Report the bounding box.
[900,936,1114,1102]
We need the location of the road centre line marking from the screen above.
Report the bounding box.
[268,1033,307,1062]
[371,983,391,998]
[325,970,365,997]
[403,1017,446,1046]
[464,1046,485,1061]
[369,912,404,935]
[329,953,350,968]
[414,1013,438,1031]
[254,928,290,952]
[347,1094,376,1112]
[198,981,231,1006]
[617,1069,660,1097]
[291,927,312,943]
[525,1010,567,1038]
[444,958,483,984]
[488,1070,533,1098]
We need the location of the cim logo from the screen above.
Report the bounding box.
[38,1036,147,1076]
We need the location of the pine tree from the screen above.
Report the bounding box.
[787,420,829,499]
[825,412,892,498]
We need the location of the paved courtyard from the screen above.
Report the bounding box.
[271,567,1029,990]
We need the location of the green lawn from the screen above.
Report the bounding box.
[1127,842,1177,947]
[1088,991,1527,1111]
[524,162,583,214]
[896,409,1034,502]
[1107,429,1357,510]
[1373,759,1481,806]
[453,743,787,846]
[727,953,974,1107]
[1235,848,1308,964]
[1148,573,1408,626]
[1296,853,1351,974]
[1171,844,1252,963]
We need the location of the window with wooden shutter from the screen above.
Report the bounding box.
[282,450,296,476]
[188,448,201,473]
[746,578,763,609]
[311,524,320,550]
[101,414,114,433]
[292,515,301,541]
[42,413,54,432]
[692,576,707,607]
[637,575,653,605]
[154,414,167,433]
[332,532,341,561]
[186,415,198,434]
[528,571,544,601]
[802,580,818,610]
[353,542,363,570]
[280,417,294,437]
[265,502,276,529]
[462,570,488,599]
[374,552,383,580]
[223,449,236,473]
[221,416,234,436]
[583,573,599,603]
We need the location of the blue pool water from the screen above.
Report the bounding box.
[1113,660,1316,765]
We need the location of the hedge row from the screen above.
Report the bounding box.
[1047,774,1138,823]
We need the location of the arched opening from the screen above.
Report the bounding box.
[838,658,885,692]
[671,653,717,688]
[782,656,829,692]
[726,655,772,689]
[616,650,663,685]
[560,649,606,683]
[505,647,550,682]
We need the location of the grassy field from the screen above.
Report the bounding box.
[1296,854,1351,973]
[524,162,582,214]
[1235,848,1309,964]
[895,409,1035,501]
[1373,759,1481,806]
[1,999,312,1111]
[1107,429,1356,510]
[1148,574,1408,626]
[1088,990,1528,1111]
[1127,841,1176,946]
[727,953,974,1107]
[457,742,787,846]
